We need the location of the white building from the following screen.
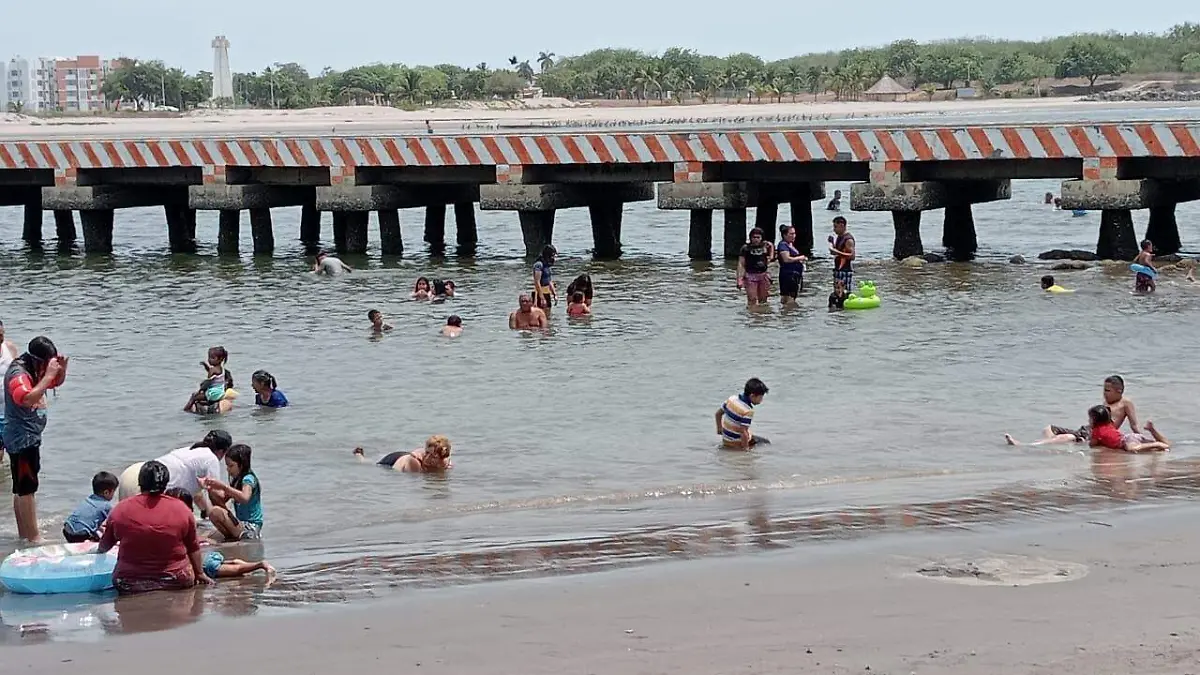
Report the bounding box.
[5,57,59,112]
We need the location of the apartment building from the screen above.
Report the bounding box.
[4,55,116,112]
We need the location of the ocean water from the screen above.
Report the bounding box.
[1,176,1200,642]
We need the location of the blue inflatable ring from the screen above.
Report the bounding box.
[1130,263,1158,279]
[0,542,117,594]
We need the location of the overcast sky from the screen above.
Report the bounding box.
[1,0,1194,73]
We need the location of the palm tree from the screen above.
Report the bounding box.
[537,51,555,72]
[517,60,536,84]
[396,68,423,103]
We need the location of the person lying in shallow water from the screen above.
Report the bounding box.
[353,435,453,472]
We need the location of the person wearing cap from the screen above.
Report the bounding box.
[99,460,213,594]
[116,430,234,520]
[4,336,68,544]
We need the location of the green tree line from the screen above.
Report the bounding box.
[98,23,1200,111]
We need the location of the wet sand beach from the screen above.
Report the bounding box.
[11,502,1200,674]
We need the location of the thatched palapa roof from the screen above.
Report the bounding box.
[865,75,912,95]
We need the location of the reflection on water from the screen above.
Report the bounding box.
[3,177,1200,643]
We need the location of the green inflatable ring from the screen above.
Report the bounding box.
[844,281,881,310]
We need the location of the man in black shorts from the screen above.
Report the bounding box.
[4,337,67,544]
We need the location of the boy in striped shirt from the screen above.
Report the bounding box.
[715,378,769,450]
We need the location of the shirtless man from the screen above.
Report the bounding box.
[508,294,547,330]
[1043,375,1152,442]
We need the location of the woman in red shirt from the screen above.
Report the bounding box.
[98,460,213,594]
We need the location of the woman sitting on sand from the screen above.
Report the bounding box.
[353,435,453,473]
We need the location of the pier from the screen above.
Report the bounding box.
[2,118,1200,260]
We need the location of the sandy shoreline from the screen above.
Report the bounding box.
[9,503,1200,673]
[3,98,1200,139]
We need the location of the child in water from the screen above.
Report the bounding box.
[1040,275,1073,293]
[412,277,432,300]
[199,444,264,541]
[828,279,849,310]
[566,292,591,317]
[251,370,288,408]
[1086,404,1170,453]
[167,488,275,579]
[183,347,232,414]
[441,315,463,337]
[62,471,118,543]
[368,309,393,333]
[1134,240,1156,293]
[565,274,594,306]
[715,378,769,450]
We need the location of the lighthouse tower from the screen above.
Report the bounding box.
[211,36,234,102]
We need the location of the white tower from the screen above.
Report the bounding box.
[211,36,234,102]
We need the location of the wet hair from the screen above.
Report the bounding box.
[432,279,448,296]
[748,227,765,240]
[444,280,456,290]
[92,471,119,496]
[23,336,58,371]
[571,291,584,303]
[1141,239,1153,250]
[744,377,769,398]
[196,429,234,454]
[424,435,452,460]
[138,460,170,495]
[413,276,431,293]
[1104,375,1125,393]
[537,245,557,266]
[447,315,462,327]
[1041,275,1055,289]
[368,309,381,321]
[1088,404,1113,427]
[252,369,277,391]
[226,444,254,490]
[566,274,593,299]
[833,216,848,225]
[165,487,193,511]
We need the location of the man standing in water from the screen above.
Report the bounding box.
[509,294,548,330]
[4,336,67,544]
[829,216,856,291]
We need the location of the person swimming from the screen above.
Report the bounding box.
[1133,240,1156,293]
[314,251,353,276]
[368,309,393,334]
[412,277,432,300]
[565,274,593,306]
[1040,275,1074,294]
[441,315,463,337]
[354,435,453,472]
[566,292,591,317]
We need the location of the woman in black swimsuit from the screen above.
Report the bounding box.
[353,435,453,473]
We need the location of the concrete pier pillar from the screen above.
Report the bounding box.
[454,203,478,256]
[378,209,403,256]
[789,200,814,257]
[688,209,714,260]
[754,202,778,243]
[892,211,924,259]
[588,202,623,260]
[942,203,978,261]
[425,204,447,255]
[218,210,240,254]
[53,210,76,251]
[80,209,114,254]
[1097,209,1139,260]
[22,204,43,246]
[333,211,368,254]
[1145,204,1181,255]
[249,208,274,255]
[184,208,197,242]
[166,205,197,253]
[300,202,321,244]
[518,210,555,258]
[723,208,747,259]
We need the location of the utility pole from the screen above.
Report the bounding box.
[160,72,166,107]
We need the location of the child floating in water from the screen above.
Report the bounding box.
[1133,240,1156,293]
[441,315,463,338]
[1007,403,1170,453]
[166,488,275,580]
[412,277,432,301]
[715,378,769,450]
[1040,275,1074,294]
[566,291,591,317]
[828,279,849,310]
[62,471,118,543]
[183,347,232,414]
[368,309,393,334]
